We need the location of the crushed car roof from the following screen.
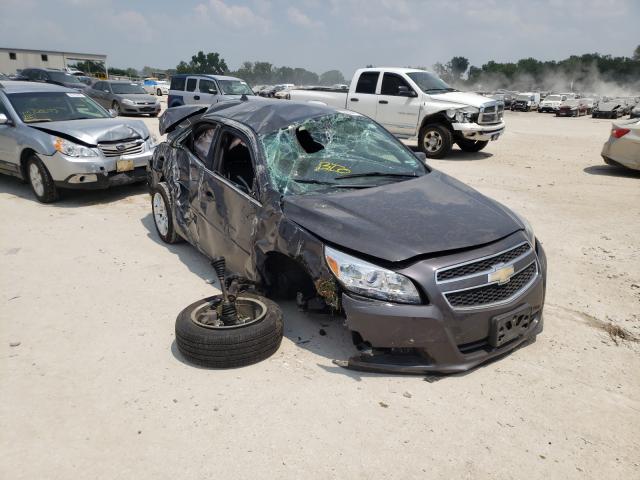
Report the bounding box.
[160,98,339,135]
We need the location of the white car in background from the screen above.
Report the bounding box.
[143,79,170,96]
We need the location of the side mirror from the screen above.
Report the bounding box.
[209,89,218,94]
[414,151,427,163]
[0,113,11,125]
[108,109,118,118]
[398,85,417,97]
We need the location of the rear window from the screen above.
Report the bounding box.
[355,72,379,94]
[170,77,186,91]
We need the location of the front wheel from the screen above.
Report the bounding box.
[26,154,58,203]
[457,139,489,153]
[151,182,181,243]
[175,292,284,368]
[419,124,453,159]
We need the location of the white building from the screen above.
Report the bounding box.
[0,47,107,75]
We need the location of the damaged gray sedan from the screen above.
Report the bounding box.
[0,81,156,202]
[149,98,547,374]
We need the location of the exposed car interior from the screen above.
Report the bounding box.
[216,131,255,194]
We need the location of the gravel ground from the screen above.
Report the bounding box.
[1,105,639,479]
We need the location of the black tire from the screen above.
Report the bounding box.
[25,154,58,203]
[156,88,162,96]
[175,292,284,368]
[457,139,488,153]
[419,123,453,159]
[151,182,181,243]
[112,101,120,116]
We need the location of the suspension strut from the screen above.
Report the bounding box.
[211,257,239,326]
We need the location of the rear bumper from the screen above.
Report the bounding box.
[341,237,547,374]
[601,140,640,171]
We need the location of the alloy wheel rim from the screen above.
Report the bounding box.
[29,163,45,196]
[424,131,443,153]
[153,192,169,236]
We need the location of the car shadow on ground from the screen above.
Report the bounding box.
[407,145,493,161]
[583,165,640,178]
[0,175,148,206]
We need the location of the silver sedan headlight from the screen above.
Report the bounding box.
[122,99,135,106]
[324,246,421,304]
[53,137,97,157]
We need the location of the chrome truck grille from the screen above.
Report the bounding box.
[478,101,504,125]
[98,139,144,158]
[435,242,538,309]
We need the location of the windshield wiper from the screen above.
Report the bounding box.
[335,171,419,180]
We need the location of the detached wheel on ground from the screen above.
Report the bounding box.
[419,123,453,159]
[151,182,181,243]
[457,139,489,153]
[26,154,58,203]
[175,292,284,368]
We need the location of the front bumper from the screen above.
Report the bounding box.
[121,103,161,115]
[452,121,505,141]
[539,106,558,112]
[44,148,153,189]
[341,234,547,374]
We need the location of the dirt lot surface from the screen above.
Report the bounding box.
[2,107,639,479]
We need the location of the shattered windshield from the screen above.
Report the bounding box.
[219,80,254,95]
[259,112,427,195]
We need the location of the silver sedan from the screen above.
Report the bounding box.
[601,119,640,171]
[0,81,156,202]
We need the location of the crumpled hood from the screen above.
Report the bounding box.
[282,171,522,263]
[30,118,149,146]
[430,91,495,108]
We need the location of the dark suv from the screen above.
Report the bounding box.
[17,68,88,91]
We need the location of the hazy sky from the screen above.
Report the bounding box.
[1,0,638,77]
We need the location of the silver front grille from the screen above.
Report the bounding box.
[98,139,144,158]
[478,101,504,124]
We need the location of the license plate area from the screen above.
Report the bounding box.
[116,159,135,172]
[489,305,532,348]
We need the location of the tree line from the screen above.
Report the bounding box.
[82,45,640,92]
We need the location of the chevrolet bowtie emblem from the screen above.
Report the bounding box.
[488,264,515,284]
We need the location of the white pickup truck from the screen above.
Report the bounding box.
[288,67,505,158]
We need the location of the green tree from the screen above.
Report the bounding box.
[319,70,345,85]
[176,51,228,75]
[634,45,640,61]
[449,56,469,80]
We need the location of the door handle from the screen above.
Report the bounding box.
[350,98,359,102]
[379,100,389,104]
[194,95,200,100]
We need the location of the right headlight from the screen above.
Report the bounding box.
[324,246,421,304]
[122,99,135,105]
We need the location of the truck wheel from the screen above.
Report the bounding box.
[175,293,284,368]
[457,139,488,153]
[26,154,58,203]
[419,124,453,159]
[151,182,181,244]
